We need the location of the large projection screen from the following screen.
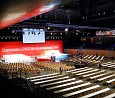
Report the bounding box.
[22,28,45,43]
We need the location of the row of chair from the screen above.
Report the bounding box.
[79,54,105,65]
[27,72,115,98]
[0,62,43,73]
[33,61,75,71]
[82,55,105,61]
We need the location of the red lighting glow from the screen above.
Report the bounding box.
[0,1,60,29]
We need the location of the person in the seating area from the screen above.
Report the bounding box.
[84,61,88,67]
[98,63,102,70]
[60,67,62,74]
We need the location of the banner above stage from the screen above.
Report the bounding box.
[96,30,115,36]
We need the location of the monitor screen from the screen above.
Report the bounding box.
[22,28,45,43]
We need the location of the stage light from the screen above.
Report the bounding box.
[65,32,68,35]
[76,33,78,35]
[40,4,55,12]
[65,28,68,32]
[60,33,62,35]
[98,13,101,15]
[103,12,105,14]
[48,27,50,30]
[12,30,14,33]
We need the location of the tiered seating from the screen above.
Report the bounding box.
[0,62,42,73]
[28,73,114,98]
[33,61,75,71]
[67,67,115,88]
[79,54,105,64]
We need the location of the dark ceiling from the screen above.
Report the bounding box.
[0,0,71,29]
[0,0,115,31]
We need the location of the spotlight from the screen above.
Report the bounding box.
[60,33,62,35]
[48,27,50,30]
[103,12,105,14]
[65,28,68,31]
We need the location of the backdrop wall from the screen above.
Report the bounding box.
[0,40,63,57]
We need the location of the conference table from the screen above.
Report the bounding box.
[46,80,83,90]
[89,72,112,80]
[53,82,91,94]
[63,85,100,97]
[66,67,88,73]
[97,74,115,82]
[40,78,76,87]
[83,70,105,78]
[72,68,93,74]
[106,78,115,84]
[79,88,110,98]
[27,73,59,80]
[77,69,99,76]
[34,76,69,85]
[30,74,63,82]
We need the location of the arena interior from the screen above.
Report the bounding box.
[0,0,115,98]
